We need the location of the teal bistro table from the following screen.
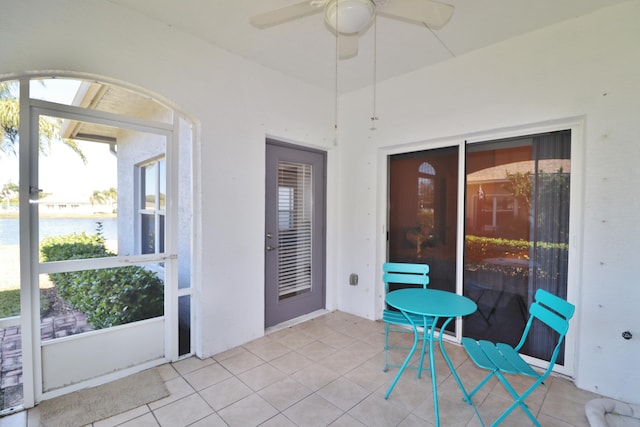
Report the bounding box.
[384,288,477,426]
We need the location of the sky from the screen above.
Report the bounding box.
[0,79,117,197]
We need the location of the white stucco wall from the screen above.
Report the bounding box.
[337,1,640,404]
[117,130,165,257]
[0,0,337,359]
[2,0,638,407]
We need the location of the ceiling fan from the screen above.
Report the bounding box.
[250,0,454,59]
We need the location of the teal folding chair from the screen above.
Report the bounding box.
[458,289,575,426]
[382,262,431,375]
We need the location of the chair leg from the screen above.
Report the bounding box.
[415,327,426,378]
[468,370,497,401]
[384,320,420,399]
[492,400,540,427]
[383,322,390,372]
[439,332,487,426]
[383,323,431,375]
[492,372,542,427]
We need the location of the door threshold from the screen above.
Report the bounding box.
[265,309,329,334]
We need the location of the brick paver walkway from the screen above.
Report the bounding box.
[0,312,91,409]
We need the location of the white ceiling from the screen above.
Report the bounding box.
[107,0,628,94]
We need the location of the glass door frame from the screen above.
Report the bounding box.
[377,117,584,378]
[18,81,182,407]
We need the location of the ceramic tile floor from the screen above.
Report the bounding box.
[2,311,601,426]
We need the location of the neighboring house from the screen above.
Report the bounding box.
[1,0,638,412]
[465,159,571,236]
[38,193,113,215]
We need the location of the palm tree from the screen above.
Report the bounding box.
[90,188,118,211]
[0,81,86,162]
[103,187,117,207]
[90,190,107,206]
[1,182,18,210]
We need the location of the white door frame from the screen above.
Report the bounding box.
[376,117,585,379]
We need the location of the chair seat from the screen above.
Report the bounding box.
[462,337,539,377]
[383,309,433,327]
[458,290,575,427]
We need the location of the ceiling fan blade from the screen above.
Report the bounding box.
[378,0,454,30]
[250,1,322,29]
[338,34,359,59]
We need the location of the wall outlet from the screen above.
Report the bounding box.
[349,273,358,286]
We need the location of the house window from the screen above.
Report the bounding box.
[139,158,166,255]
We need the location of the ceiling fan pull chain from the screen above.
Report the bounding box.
[370,13,379,130]
[333,0,340,146]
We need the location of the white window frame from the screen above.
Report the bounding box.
[138,157,166,256]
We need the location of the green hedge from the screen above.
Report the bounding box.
[465,235,568,263]
[40,233,164,329]
[465,236,530,262]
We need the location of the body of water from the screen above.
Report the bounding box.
[0,217,117,246]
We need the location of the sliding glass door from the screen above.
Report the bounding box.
[388,129,572,366]
[388,146,459,330]
[464,130,571,363]
[388,146,459,292]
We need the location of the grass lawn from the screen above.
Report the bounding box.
[0,288,52,318]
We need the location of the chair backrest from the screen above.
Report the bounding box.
[383,262,429,293]
[516,288,575,364]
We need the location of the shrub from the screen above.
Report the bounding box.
[464,235,568,263]
[59,266,164,329]
[464,235,569,281]
[464,236,530,262]
[40,233,164,329]
[40,232,111,261]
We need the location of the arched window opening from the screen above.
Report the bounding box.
[0,76,194,410]
[417,161,436,236]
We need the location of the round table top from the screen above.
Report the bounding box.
[386,288,477,318]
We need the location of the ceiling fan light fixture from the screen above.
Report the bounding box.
[324,0,376,35]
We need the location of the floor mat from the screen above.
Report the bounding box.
[28,368,169,427]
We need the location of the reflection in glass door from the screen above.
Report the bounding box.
[463,130,571,364]
[388,146,459,330]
